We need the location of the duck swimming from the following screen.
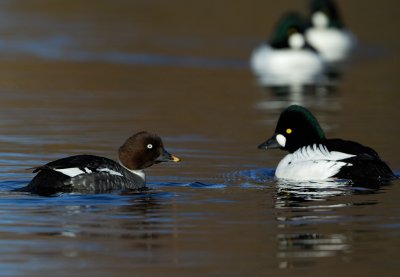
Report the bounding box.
[305,0,356,66]
[251,12,325,86]
[258,105,394,182]
[18,131,180,195]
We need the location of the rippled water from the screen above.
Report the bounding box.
[0,0,399,276]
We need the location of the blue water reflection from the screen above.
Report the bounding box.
[234,165,396,268]
[0,35,247,69]
[272,177,392,268]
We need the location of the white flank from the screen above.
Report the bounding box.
[84,167,92,173]
[54,168,86,177]
[250,45,325,86]
[306,27,356,63]
[275,144,355,181]
[98,168,123,177]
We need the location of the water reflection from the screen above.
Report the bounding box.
[0,191,193,274]
[0,191,179,252]
[0,35,247,69]
[277,233,350,258]
[256,85,341,113]
[275,179,352,205]
[273,178,384,268]
[228,167,390,268]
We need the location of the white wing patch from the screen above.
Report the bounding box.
[54,167,123,177]
[97,168,123,177]
[275,144,356,181]
[291,144,355,162]
[54,163,145,180]
[54,168,86,177]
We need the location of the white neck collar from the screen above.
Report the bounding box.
[119,160,146,181]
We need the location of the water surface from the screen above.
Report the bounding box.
[0,0,399,276]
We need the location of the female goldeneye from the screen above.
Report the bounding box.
[258,105,394,182]
[251,12,325,86]
[18,131,180,195]
[305,0,356,65]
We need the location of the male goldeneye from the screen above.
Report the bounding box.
[305,0,356,65]
[251,12,325,86]
[258,105,394,182]
[18,131,180,195]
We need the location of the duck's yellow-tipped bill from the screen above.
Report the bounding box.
[171,155,181,162]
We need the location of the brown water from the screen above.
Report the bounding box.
[0,0,399,276]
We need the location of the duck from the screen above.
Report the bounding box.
[305,0,356,65]
[250,12,325,86]
[17,131,180,195]
[258,105,395,182]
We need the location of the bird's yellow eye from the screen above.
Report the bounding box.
[286,128,292,134]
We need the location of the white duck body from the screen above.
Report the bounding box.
[305,12,356,64]
[251,34,325,86]
[275,144,355,181]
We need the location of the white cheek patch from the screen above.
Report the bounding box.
[276,134,286,147]
[312,11,329,28]
[289,33,305,50]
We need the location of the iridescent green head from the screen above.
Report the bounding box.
[270,12,307,49]
[258,105,325,153]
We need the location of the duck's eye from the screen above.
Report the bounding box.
[147,144,153,149]
[286,128,292,134]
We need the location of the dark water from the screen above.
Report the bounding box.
[0,0,399,276]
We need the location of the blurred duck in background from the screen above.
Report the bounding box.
[251,12,326,89]
[305,0,356,68]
